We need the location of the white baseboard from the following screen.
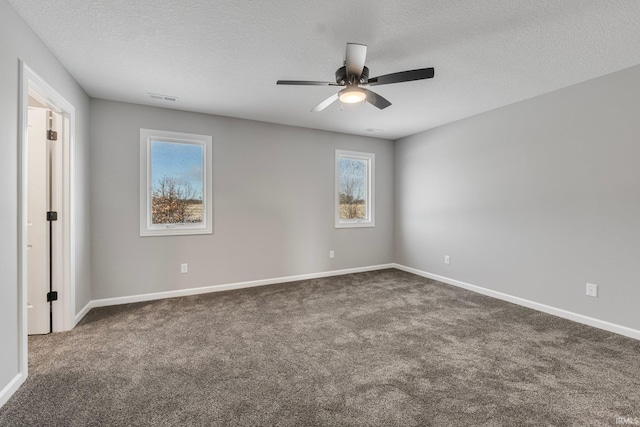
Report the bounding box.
[75,300,94,326]
[77,262,639,341]
[393,263,640,341]
[90,263,396,309]
[0,373,24,409]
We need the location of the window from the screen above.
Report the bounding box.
[335,149,375,228]
[140,128,212,236]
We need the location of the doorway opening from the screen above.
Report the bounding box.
[26,102,61,335]
[18,62,76,377]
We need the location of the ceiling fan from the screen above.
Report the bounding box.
[277,43,434,112]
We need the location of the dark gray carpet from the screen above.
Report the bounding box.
[1,269,638,426]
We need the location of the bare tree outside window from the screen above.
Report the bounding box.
[150,140,204,225]
[140,129,212,237]
[151,177,202,224]
[335,150,374,228]
[339,158,367,220]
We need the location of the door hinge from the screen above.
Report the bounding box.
[47,291,58,302]
[47,211,58,221]
[47,130,58,141]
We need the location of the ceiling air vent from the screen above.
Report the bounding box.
[149,93,178,102]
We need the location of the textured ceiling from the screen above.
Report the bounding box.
[8,0,640,139]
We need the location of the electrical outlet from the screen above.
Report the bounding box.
[444,255,450,265]
[181,263,188,274]
[329,250,335,259]
[586,283,598,298]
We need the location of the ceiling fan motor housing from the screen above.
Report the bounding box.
[335,66,369,85]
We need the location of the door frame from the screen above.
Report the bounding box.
[18,61,76,374]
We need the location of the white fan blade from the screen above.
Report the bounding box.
[311,93,339,112]
[345,43,367,79]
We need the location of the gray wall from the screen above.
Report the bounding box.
[90,100,394,299]
[0,0,91,396]
[395,65,640,331]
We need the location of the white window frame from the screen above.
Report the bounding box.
[335,149,375,228]
[140,128,213,236]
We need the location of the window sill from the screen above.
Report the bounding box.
[335,221,375,229]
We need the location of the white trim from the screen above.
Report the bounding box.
[335,149,375,228]
[0,374,25,408]
[74,300,94,326]
[14,62,78,408]
[393,264,640,341]
[139,128,213,237]
[91,264,395,308]
[20,62,76,334]
[17,60,29,396]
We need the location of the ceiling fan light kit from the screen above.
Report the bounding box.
[277,43,434,112]
[339,86,367,104]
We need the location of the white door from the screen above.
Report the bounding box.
[27,107,50,335]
